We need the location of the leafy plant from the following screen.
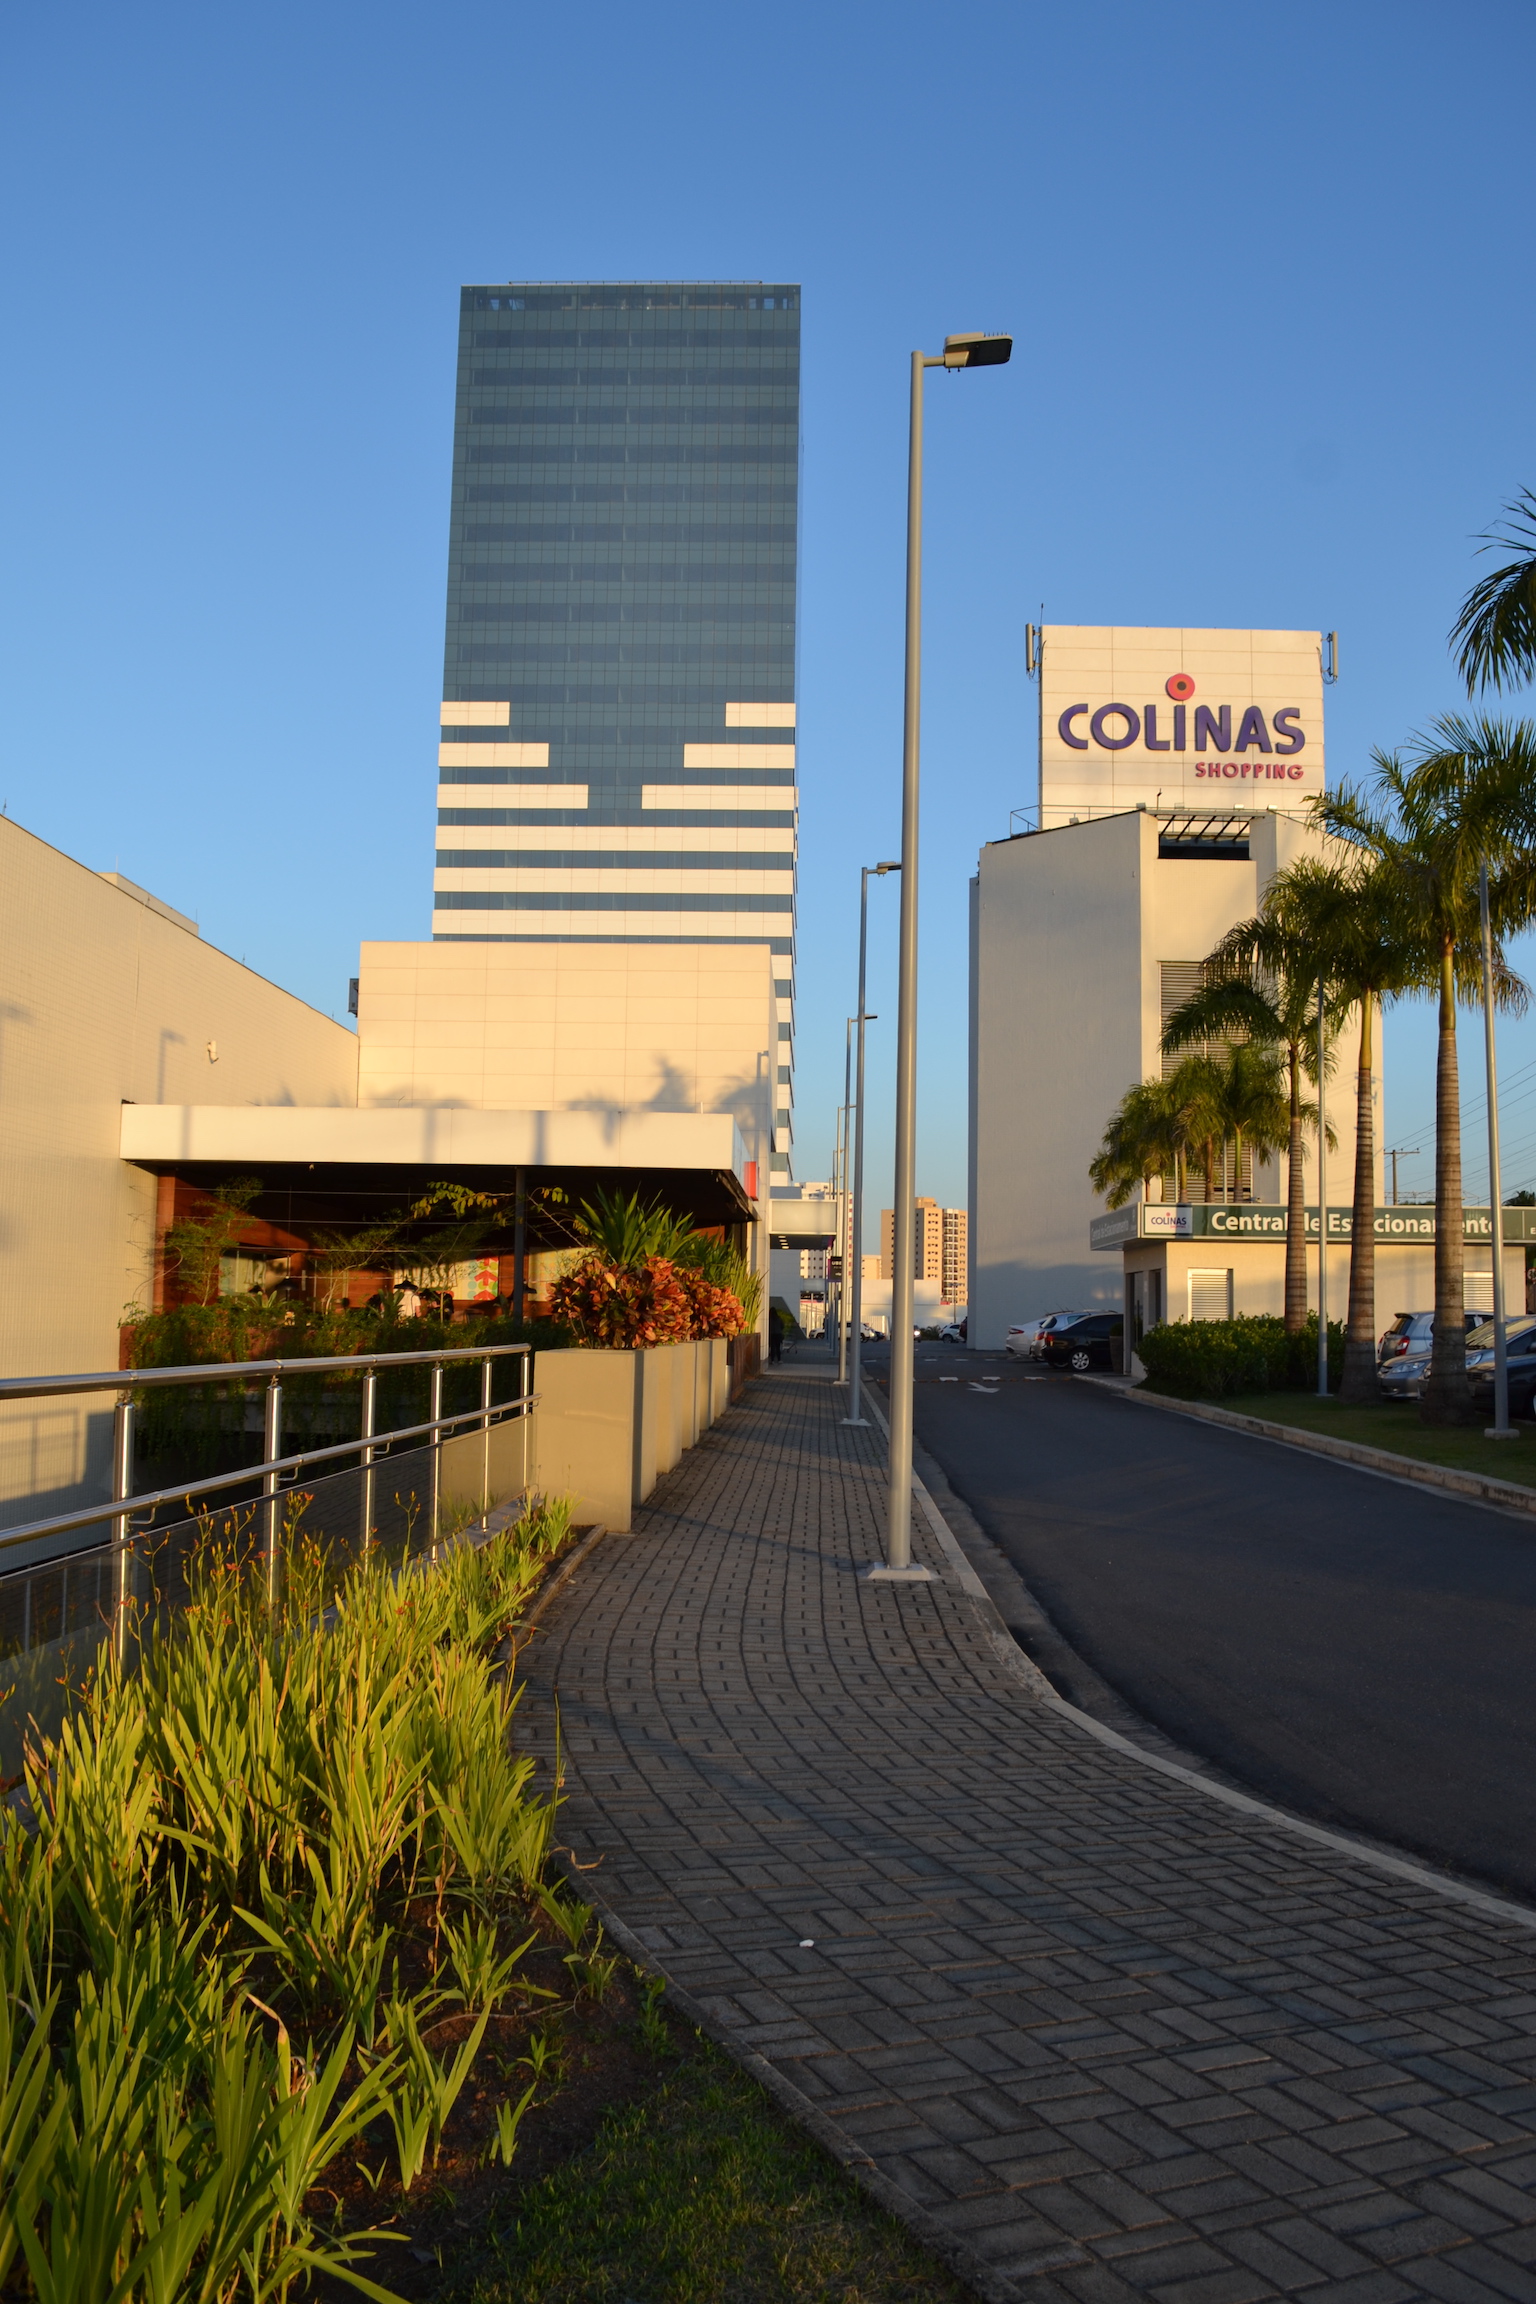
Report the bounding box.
[162,1178,265,1307]
[1,1494,578,2289]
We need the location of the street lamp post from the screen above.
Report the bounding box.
[870,330,1011,1581]
[838,1016,855,1380]
[1316,975,1329,1400]
[846,862,898,1426]
[1480,862,1515,1439]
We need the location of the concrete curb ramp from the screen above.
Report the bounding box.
[523,1369,1536,2304]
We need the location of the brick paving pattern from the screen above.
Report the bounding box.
[521,1369,1536,2302]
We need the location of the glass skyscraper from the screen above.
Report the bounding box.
[432,279,800,1158]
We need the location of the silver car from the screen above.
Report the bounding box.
[1379,1351,1431,1401]
[1378,1308,1489,1367]
[1377,1309,1498,1401]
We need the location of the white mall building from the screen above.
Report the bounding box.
[967,626,1525,1354]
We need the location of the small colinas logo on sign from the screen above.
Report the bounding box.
[1165,672,1196,701]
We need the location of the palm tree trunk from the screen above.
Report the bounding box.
[1234,1128,1244,1202]
[1284,1041,1307,1331]
[1422,943,1472,1424]
[1340,997,1379,1403]
[1203,1138,1216,1202]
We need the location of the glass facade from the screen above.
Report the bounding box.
[433,280,800,1161]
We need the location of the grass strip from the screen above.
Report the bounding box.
[463,2026,966,2304]
[1153,1386,1536,1491]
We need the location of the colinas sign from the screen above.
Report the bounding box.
[1056,673,1307,780]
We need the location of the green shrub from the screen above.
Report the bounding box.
[1138,1313,1344,1399]
[0,1497,575,2294]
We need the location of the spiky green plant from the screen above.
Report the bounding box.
[0,1494,576,2293]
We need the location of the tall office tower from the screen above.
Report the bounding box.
[433,280,801,1169]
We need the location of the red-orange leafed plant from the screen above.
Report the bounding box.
[677,1270,748,1338]
[546,1253,695,1348]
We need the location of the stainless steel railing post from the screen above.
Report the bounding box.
[520,1346,531,1499]
[428,1362,444,1560]
[262,1375,282,1605]
[480,1355,493,1522]
[359,1365,377,1550]
[111,1391,134,1663]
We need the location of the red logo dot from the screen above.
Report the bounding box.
[1166,673,1196,701]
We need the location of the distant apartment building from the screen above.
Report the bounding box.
[940,1207,968,1304]
[879,1199,967,1301]
[433,279,801,1172]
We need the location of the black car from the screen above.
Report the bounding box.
[1035,1312,1123,1371]
[1468,1319,1536,1418]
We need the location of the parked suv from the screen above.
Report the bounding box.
[1035,1312,1124,1372]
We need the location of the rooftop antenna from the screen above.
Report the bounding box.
[1322,631,1339,684]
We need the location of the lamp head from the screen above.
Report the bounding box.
[942,331,1012,369]
[875,860,901,873]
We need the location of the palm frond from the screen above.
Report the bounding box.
[1450,488,1536,696]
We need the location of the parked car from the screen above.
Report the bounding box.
[1034,1312,1124,1372]
[1378,1351,1431,1402]
[1468,1320,1536,1418]
[1003,1310,1086,1360]
[1028,1311,1097,1360]
[1378,1312,1504,1402]
[939,1321,966,1343]
[1378,1308,1489,1366]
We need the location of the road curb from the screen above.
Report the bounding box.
[863,1378,1536,1934]
[1106,1378,1536,1520]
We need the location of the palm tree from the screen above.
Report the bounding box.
[1318,724,1536,1423]
[1163,880,1337,1331]
[1451,489,1536,695]
[1293,862,1429,1403]
[1168,1053,1228,1204]
[1090,1076,1187,1208]
[1213,1043,1292,1205]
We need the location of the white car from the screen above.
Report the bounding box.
[1004,1310,1088,1359]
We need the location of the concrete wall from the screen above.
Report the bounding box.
[970,808,1375,1351]
[356,938,776,1345]
[0,819,357,1532]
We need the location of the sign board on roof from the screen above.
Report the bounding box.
[1039,627,1326,830]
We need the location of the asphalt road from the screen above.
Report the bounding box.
[869,1346,1536,1902]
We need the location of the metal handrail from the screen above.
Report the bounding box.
[0,1392,538,1564]
[0,1340,539,1638]
[0,1338,531,1406]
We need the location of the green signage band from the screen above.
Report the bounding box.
[1088,1203,1536,1251]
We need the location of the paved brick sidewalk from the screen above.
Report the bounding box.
[521,1368,1536,2304]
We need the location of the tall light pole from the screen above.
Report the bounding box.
[846,862,898,1425]
[872,329,1012,1581]
[1480,863,1515,1439]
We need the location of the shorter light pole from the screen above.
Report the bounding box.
[1480,863,1515,1439]
[847,862,899,1425]
[1316,976,1329,1400]
[837,1016,855,1379]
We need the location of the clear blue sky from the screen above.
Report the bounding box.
[3,1,1534,1243]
